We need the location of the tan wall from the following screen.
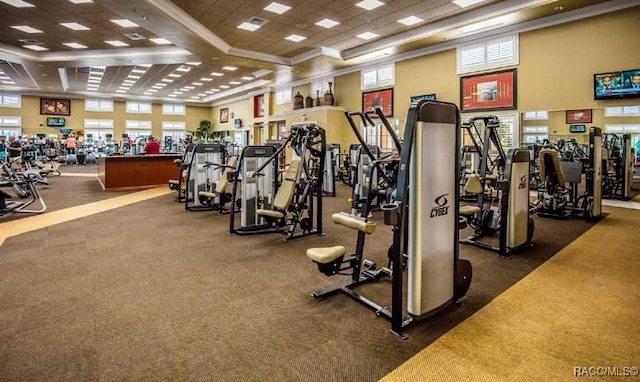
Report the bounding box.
[1,95,210,139]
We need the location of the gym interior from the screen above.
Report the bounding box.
[1,1,639,381]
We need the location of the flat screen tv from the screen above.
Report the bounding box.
[234,118,242,128]
[46,117,65,127]
[594,69,640,100]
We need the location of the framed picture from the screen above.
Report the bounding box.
[460,69,517,112]
[410,93,437,103]
[254,95,264,118]
[40,98,71,116]
[220,108,229,123]
[566,109,592,124]
[362,88,393,117]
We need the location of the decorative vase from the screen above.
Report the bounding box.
[293,92,304,110]
[315,90,321,107]
[304,94,313,108]
[323,81,335,106]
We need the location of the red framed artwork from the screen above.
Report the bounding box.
[566,109,592,124]
[460,69,517,112]
[40,98,71,116]
[362,88,393,117]
[253,94,265,118]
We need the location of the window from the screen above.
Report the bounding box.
[311,80,333,98]
[522,111,548,120]
[84,119,113,129]
[162,121,186,142]
[275,88,292,105]
[0,128,21,137]
[604,124,640,134]
[522,126,549,145]
[361,63,395,90]
[0,116,22,127]
[0,93,21,108]
[462,114,519,153]
[126,101,152,114]
[125,120,152,140]
[457,34,518,74]
[85,98,114,112]
[162,103,185,115]
[604,106,640,117]
[362,119,399,152]
[83,129,114,140]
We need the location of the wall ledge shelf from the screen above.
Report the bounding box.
[283,106,347,115]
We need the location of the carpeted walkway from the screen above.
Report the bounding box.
[381,205,640,381]
[0,181,596,381]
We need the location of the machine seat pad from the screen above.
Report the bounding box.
[332,212,376,234]
[256,209,284,219]
[459,206,481,216]
[307,246,346,264]
[199,191,218,199]
[168,179,179,185]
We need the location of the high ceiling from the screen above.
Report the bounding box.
[0,0,633,105]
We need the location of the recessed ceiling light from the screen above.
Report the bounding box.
[93,66,106,69]
[219,85,230,89]
[138,63,152,67]
[356,32,379,40]
[241,76,254,81]
[168,73,181,78]
[198,93,206,96]
[186,62,201,66]
[210,72,224,76]
[161,78,174,82]
[147,89,157,93]
[105,40,129,47]
[211,89,220,92]
[1,80,16,84]
[150,37,171,45]
[123,80,136,83]
[285,34,306,42]
[237,22,261,32]
[168,94,177,97]
[173,91,184,94]
[69,0,92,4]
[192,82,203,86]
[200,77,213,81]
[111,19,139,28]
[116,90,127,93]
[23,44,48,51]
[190,96,200,99]
[184,86,195,90]
[155,83,167,87]
[264,2,291,14]
[398,16,423,26]
[355,0,384,11]
[229,81,241,85]
[222,66,237,71]
[315,18,339,29]
[88,79,101,83]
[63,42,88,49]
[127,75,141,79]
[60,22,91,31]
[131,69,146,73]
[175,66,191,72]
[0,0,34,8]
[453,0,486,7]
[143,92,152,95]
[11,25,42,33]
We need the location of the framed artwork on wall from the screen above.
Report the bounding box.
[40,98,71,116]
[460,68,517,112]
[220,108,229,123]
[254,94,265,118]
[566,109,592,124]
[362,88,393,117]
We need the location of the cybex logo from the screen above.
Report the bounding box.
[430,193,449,217]
[519,175,527,189]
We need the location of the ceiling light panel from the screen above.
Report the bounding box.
[11,25,42,33]
[176,66,191,72]
[398,16,423,26]
[111,19,139,28]
[222,66,237,71]
[355,0,384,11]
[453,0,487,7]
[315,18,339,29]
[23,44,48,51]
[229,81,241,85]
[69,0,93,3]
[0,0,34,8]
[241,76,254,81]
[356,32,379,40]
[60,22,91,31]
[219,85,229,89]
[285,34,306,42]
[186,62,201,66]
[200,78,213,81]
[210,72,224,76]
[238,22,261,32]
[63,42,88,49]
[105,40,129,47]
[264,2,291,14]
[150,38,171,45]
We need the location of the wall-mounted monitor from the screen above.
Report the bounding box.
[234,118,242,128]
[594,69,640,100]
[569,124,586,133]
[59,128,72,134]
[46,117,66,127]
[410,93,437,103]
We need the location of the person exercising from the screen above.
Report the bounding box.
[7,136,23,171]
[143,135,160,154]
[384,148,401,202]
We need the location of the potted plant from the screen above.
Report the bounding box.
[195,119,212,141]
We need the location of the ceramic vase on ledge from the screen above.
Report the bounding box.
[304,94,313,108]
[293,92,304,110]
[323,81,335,106]
[315,90,321,107]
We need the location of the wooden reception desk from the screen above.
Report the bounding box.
[97,154,181,191]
